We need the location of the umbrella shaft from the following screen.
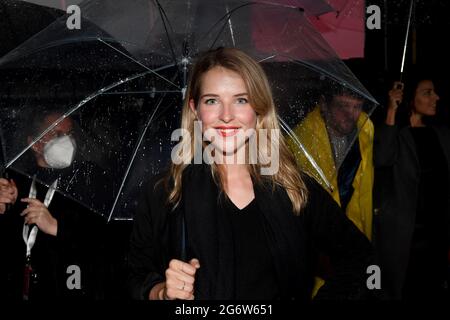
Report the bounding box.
[400,0,415,77]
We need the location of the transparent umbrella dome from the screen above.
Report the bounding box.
[0,0,378,221]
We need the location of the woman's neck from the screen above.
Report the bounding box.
[221,163,249,180]
[220,163,255,208]
[410,112,425,127]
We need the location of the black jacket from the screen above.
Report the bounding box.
[373,124,450,298]
[129,164,373,300]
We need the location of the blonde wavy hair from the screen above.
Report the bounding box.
[165,47,308,214]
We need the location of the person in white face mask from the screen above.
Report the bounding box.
[0,111,106,300]
[42,134,77,169]
[1,113,77,234]
[30,113,77,171]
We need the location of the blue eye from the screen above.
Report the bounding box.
[236,97,248,104]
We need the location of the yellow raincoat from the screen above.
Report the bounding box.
[287,106,374,295]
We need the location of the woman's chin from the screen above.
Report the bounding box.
[208,143,247,163]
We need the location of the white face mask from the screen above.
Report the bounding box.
[43,135,76,169]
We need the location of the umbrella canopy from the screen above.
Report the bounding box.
[19,0,334,15]
[0,0,64,57]
[309,0,366,59]
[0,0,378,221]
[19,0,83,9]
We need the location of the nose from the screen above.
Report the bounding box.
[219,101,234,123]
[347,105,361,122]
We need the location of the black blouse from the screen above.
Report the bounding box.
[223,197,279,299]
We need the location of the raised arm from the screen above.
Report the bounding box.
[373,82,404,167]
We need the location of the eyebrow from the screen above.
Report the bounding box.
[200,94,219,99]
[200,93,248,99]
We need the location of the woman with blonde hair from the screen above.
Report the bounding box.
[129,47,372,300]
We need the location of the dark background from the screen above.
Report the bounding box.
[357,0,450,125]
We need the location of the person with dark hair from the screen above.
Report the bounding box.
[287,85,374,295]
[0,112,106,300]
[129,48,373,301]
[373,76,450,300]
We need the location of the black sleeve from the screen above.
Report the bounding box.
[128,176,166,300]
[302,176,374,300]
[373,123,400,167]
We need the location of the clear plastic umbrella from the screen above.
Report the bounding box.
[0,0,378,221]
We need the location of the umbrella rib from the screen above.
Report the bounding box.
[278,116,333,192]
[0,124,9,175]
[207,3,252,49]
[225,5,236,47]
[97,38,181,90]
[6,166,101,216]
[155,0,179,67]
[5,68,174,169]
[289,57,378,105]
[107,97,164,222]
[206,2,298,48]
[103,90,181,95]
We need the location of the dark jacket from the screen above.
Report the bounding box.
[373,124,450,299]
[129,164,373,300]
[0,168,106,300]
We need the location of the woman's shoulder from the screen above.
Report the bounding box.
[134,171,172,221]
[432,124,450,136]
[301,172,328,198]
[431,125,450,150]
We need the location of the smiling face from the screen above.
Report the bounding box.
[412,80,440,116]
[189,66,257,156]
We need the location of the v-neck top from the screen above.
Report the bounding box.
[223,196,279,299]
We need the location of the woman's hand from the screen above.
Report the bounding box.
[155,258,201,300]
[386,81,404,125]
[388,81,404,110]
